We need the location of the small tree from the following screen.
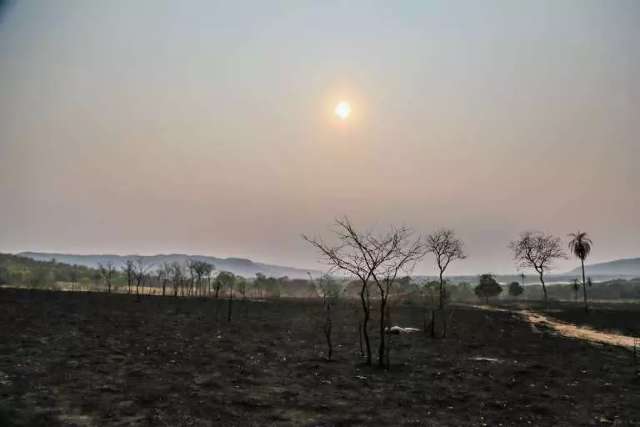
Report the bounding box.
[426,229,466,310]
[215,271,234,300]
[157,263,173,297]
[510,231,567,305]
[214,271,234,320]
[508,281,524,298]
[226,272,236,322]
[98,262,116,294]
[123,260,135,294]
[312,274,343,361]
[170,262,184,297]
[475,274,502,304]
[133,257,150,300]
[421,280,440,337]
[235,276,249,318]
[304,217,426,368]
[189,261,213,297]
[425,228,466,338]
[572,278,580,302]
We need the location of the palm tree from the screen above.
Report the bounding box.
[568,231,592,312]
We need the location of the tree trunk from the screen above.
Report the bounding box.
[538,269,547,305]
[581,258,589,313]
[439,271,444,310]
[324,304,333,361]
[358,320,364,356]
[359,282,372,366]
[378,293,386,368]
[227,287,233,322]
[442,308,448,338]
[384,303,391,370]
[430,310,436,338]
[423,305,428,336]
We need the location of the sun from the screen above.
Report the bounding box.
[335,101,351,120]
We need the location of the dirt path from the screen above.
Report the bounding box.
[474,304,638,350]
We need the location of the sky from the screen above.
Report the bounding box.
[1,0,639,275]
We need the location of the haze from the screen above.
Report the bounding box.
[1,1,638,275]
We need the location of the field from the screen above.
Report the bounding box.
[1,289,639,426]
[493,300,640,338]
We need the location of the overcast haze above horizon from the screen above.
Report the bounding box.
[1,1,639,275]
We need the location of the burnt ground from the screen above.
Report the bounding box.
[0,288,639,426]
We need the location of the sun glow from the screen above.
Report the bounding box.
[335,101,351,120]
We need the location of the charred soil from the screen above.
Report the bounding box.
[1,289,639,426]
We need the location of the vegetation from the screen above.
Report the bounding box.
[508,281,524,298]
[474,274,502,303]
[425,229,466,338]
[304,217,427,368]
[568,231,593,312]
[0,253,107,290]
[311,274,344,361]
[510,231,567,304]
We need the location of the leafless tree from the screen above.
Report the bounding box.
[215,271,234,301]
[225,272,236,322]
[310,273,344,361]
[212,271,234,320]
[235,276,249,319]
[420,281,439,336]
[170,262,184,297]
[369,229,426,368]
[188,260,213,297]
[133,257,151,300]
[304,219,375,365]
[123,260,135,294]
[510,231,567,304]
[98,262,116,293]
[186,259,196,296]
[425,229,466,338]
[304,217,426,368]
[158,263,173,297]
[426,229,466,310]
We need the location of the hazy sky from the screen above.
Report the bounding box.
[1,1,638,275]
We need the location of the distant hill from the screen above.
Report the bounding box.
[567,257,640,277]
[18,252,320,279]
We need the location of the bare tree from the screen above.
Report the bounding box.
[235,276,249,319]
[304,217,426,368]
[214,271,235,320]
[425,229,466,338]
[421,281,439,336]
[225,272,236,322]
[304,219,375,365]
[510,231,567,304]
[426,229,466,310]
[369,228,426,368]
[158,263,173,297]
[188,260,213,297]
[215,271,234,300]
[98,262,116,293]
[310,273,344,361]
[186,259,196,296]
[170,262,184,297]
[123,260,135,294]
[133,257,151,300]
